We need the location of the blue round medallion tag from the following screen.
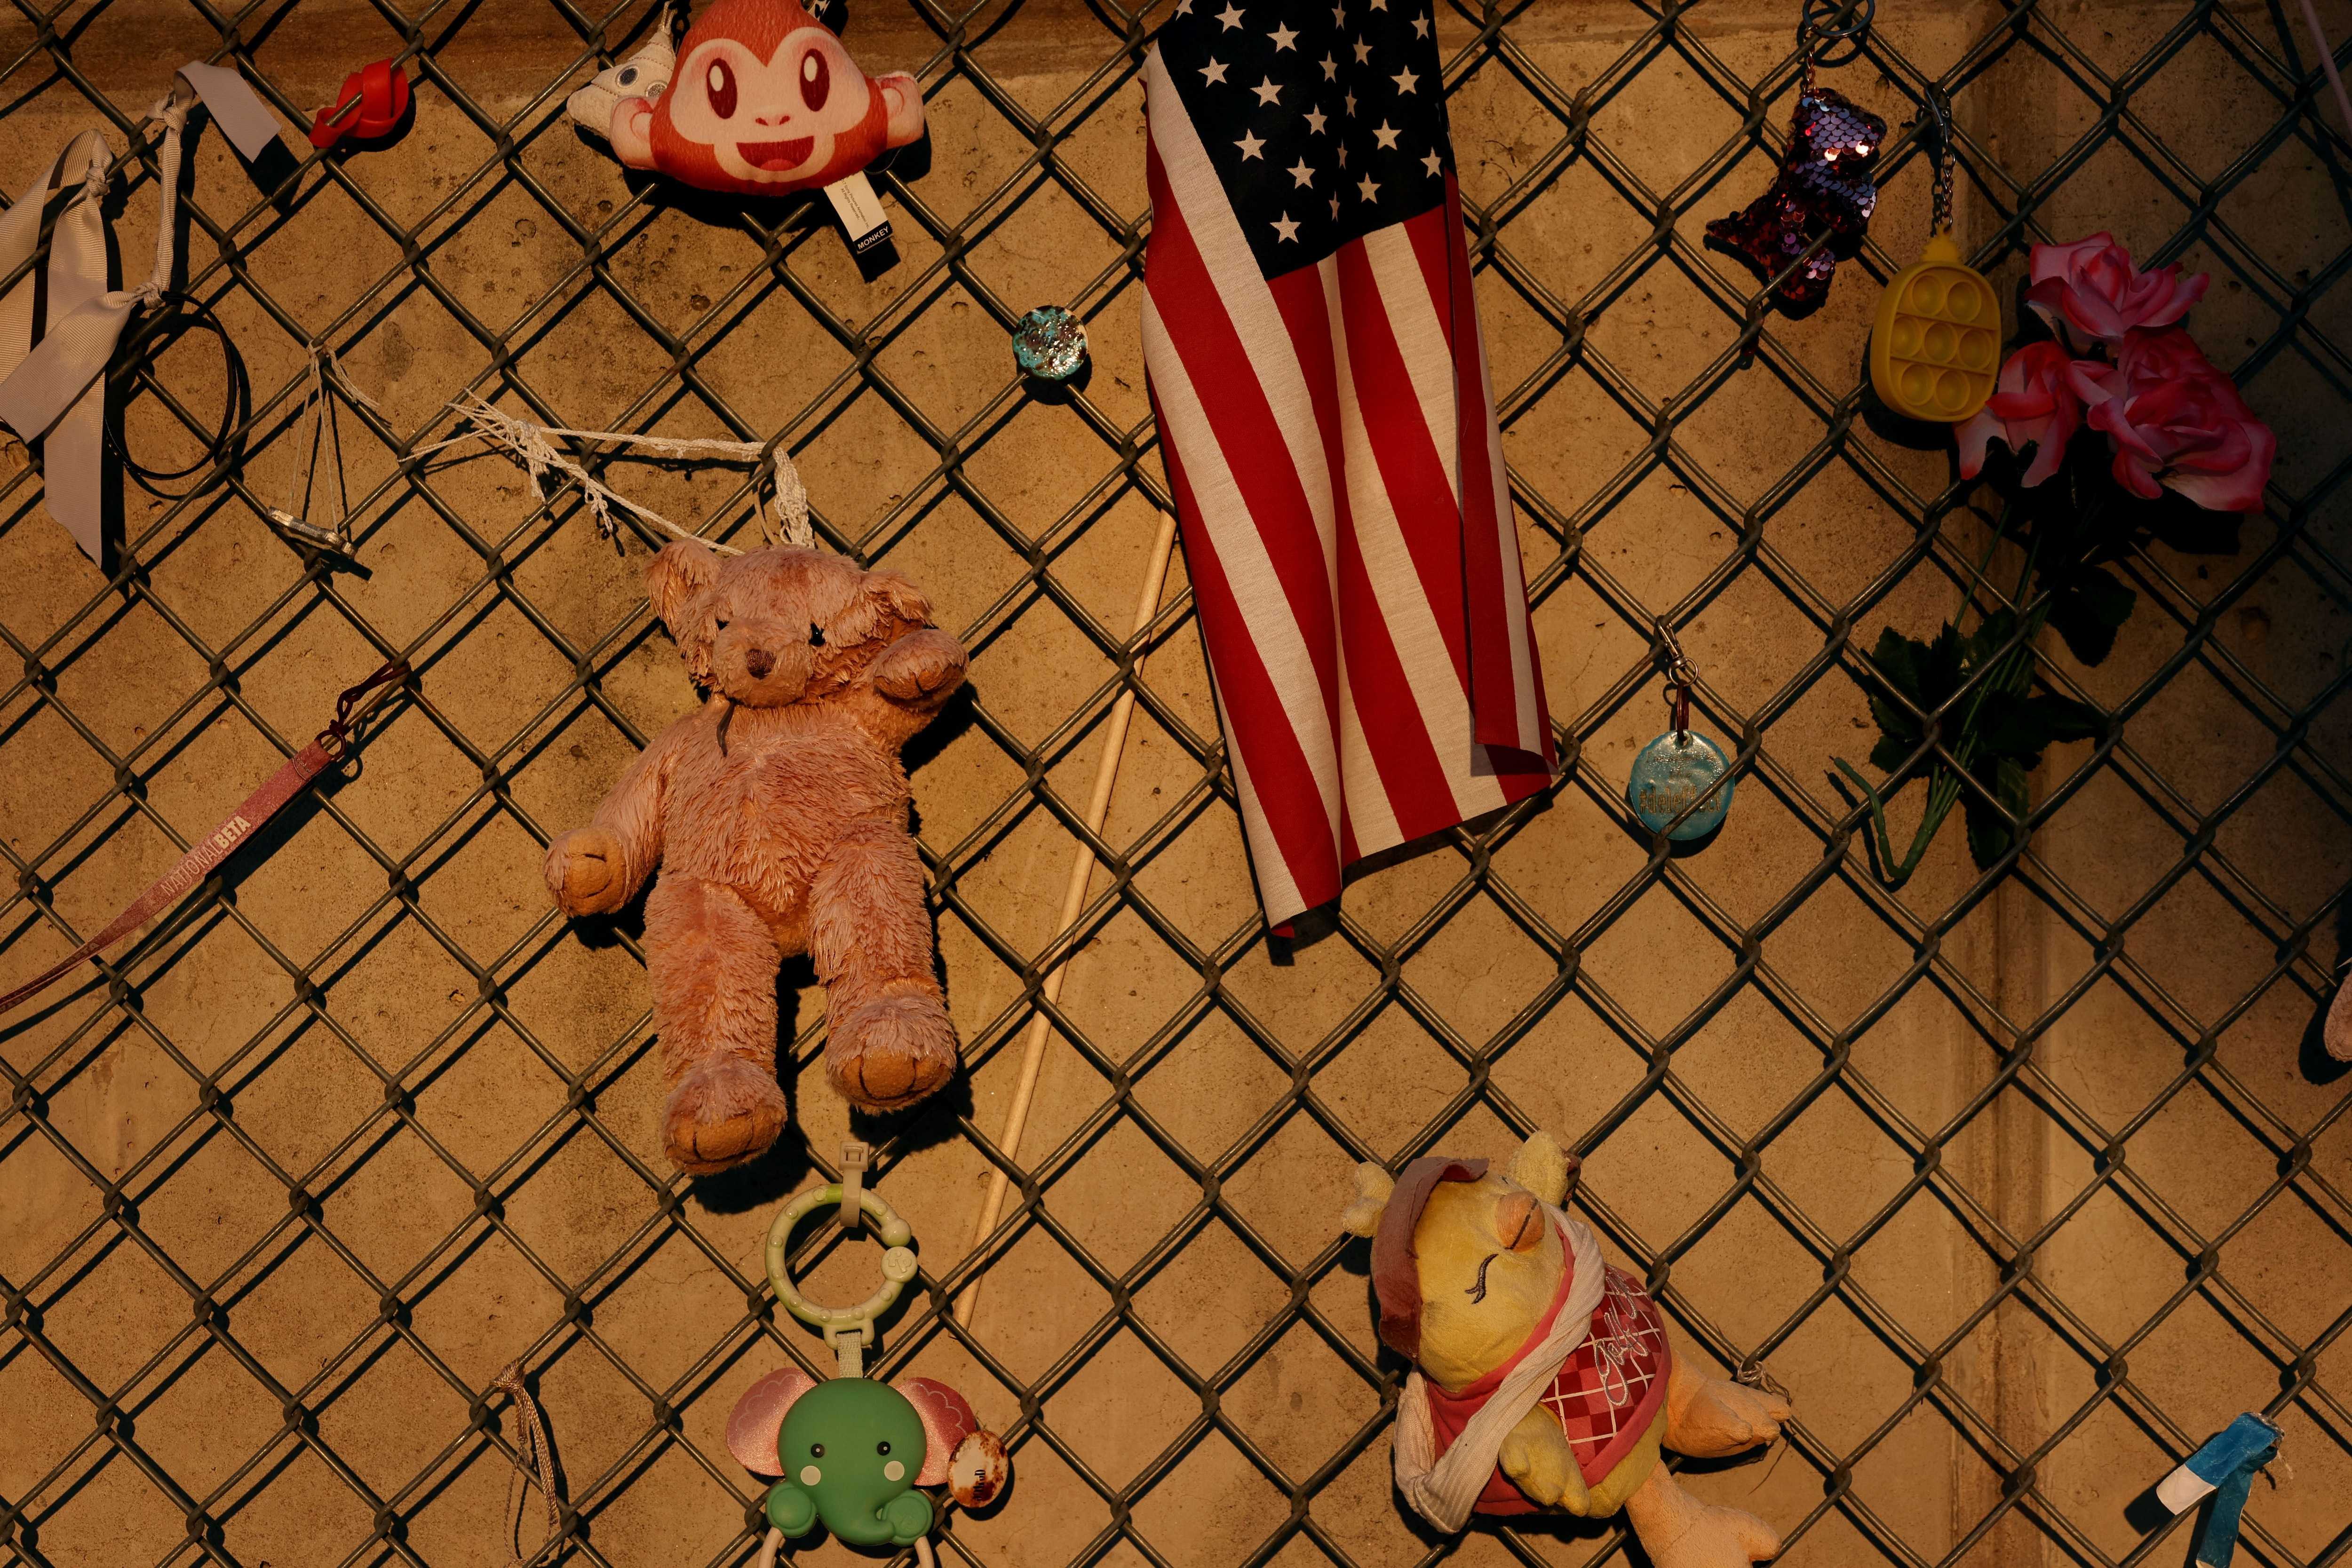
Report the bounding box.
[1626,730,1735,840]
[1012,305,1088,382]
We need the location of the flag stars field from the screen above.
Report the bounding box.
[1150,3,1456,280]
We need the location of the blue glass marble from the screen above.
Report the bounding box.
[1012,306,1087,382]
[1626,730,1735,840]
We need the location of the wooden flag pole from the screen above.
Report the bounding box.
[955,507,1180,1330]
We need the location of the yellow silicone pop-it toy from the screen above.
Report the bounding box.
[1869,232,2000,423]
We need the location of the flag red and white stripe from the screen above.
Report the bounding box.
[1141,43,1552,929]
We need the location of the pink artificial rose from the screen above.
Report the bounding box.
[1958,341,2089,487]
[2026,232,2209,351]
[2071,328,2275,513]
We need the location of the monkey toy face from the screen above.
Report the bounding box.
[608,0,926,197]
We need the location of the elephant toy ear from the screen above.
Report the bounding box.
[727,1367,818,1475]
[893,1377,978,1485]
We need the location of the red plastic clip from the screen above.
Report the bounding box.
[309,60,411,149]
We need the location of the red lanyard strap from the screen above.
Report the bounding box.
[1,659,409,1015]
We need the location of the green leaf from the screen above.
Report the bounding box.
[1863,627,1932,744]
[1868,731,1917,774]
[1963,610,2021,675]
[2025,693,2102,743]
[1974,692,2103,761]
[2047,567,2137,666]
[1920,622,1967,709]
[1868,626,1926,701]
[1963,756,2032,870]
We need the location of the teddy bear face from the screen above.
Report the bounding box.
[1410,1174,1567,1392]
[646,542,933,708]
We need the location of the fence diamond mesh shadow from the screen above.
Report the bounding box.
[2,1,2349,1567]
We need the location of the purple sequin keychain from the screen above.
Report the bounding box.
[1705,13,1886,318]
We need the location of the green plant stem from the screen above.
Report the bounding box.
[1952,506,2009,620]
[1841,501,2052,887]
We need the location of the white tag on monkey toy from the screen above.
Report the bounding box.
[823,172,893,255]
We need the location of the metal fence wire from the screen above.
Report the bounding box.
[3,0,2351,1566]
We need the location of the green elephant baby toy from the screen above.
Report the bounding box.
[729,1367,1009,1547]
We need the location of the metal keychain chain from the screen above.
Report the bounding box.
[1924,85,1956,236]
[1799,0,1875,88]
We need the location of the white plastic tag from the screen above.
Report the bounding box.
[822,171,892,255]
[175,63,287,162]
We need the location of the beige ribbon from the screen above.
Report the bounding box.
[0,91,187,561]
[492,1361,564,1567]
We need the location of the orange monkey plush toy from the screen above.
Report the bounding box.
[544,543,968,1175]
[609,0,926,197]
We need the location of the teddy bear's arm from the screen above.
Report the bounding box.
[857,627,969,749]
[546,718,685,916]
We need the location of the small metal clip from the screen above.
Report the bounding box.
[1656,620,1697,742]
[1655,619,1697,686]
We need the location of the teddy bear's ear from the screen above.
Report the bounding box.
[1339,1162,1396,1238]
[1506,1131,1578,1210]
[863,570,932,629]
[645,538,722,633]
[834,568,934,649]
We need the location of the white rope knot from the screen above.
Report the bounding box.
[428,391,815,554]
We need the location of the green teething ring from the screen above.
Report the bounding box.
[765,1184,916,1377]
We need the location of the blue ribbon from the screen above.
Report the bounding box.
[2157,1413,2280,1568]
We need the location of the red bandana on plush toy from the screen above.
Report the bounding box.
[605,0,924,196]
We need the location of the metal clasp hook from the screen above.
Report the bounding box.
[1655,620,1696,741]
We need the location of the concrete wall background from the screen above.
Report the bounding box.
[1,2,2348,1567]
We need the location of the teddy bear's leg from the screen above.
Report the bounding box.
[1621,1463,1780,1568]
[645,873,790,1174]
[809,823,959,1112]
[1664,1350,1790,1458]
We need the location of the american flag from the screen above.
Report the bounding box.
[1142,0,1554,930]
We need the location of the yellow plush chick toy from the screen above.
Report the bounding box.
[1341,1133,1793,1568]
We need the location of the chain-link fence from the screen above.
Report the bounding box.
[3,0,2350,1566]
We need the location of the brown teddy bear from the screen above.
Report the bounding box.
[1341,1133,1791,1568]
[544,541,968,1175]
